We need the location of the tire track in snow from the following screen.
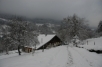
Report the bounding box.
[45,46,62,67]
[66,45,73,67]
[72,47,93,67]
[69,47,92,67]
[46,46,69,67]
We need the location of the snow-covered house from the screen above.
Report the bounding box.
[36,34,62,50]
[22,34,62,53]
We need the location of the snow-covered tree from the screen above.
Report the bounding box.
[1,25,11,54]
[2,35,13,54]
[38,24,53,34]
[96,21,102,36]
[97,21,102,33]
[57,14,92,43]
[8,19,38,55]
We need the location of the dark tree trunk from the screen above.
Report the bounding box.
[6,47,9,54]
[18,45,21,55]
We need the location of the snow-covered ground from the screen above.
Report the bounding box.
[0,45,102,67]
[78,37,102,50]
[0,46,69,67]
[68,46,102,67]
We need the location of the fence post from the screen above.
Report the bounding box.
[87,41,88,45]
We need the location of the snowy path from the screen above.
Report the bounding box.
[68,47,92,67]
[68,47,102,67]
[0,46,69,67]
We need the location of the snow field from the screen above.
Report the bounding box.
[0,45,102,67]
[0,46,69,67]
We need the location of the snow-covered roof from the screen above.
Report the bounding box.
[36,34,56,49]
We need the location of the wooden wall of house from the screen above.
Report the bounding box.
[46,36,62,48]
[22,46,32,53]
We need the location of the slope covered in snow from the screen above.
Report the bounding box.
[0,45,102,67]
[68,47,102,67]
[79,37,102,50]
[0,46,69,67]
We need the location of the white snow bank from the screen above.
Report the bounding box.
[79,37,102,50]
[72,47,102,67]
[0,50,25,60]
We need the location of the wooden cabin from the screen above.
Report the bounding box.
[22,34,62,53]
[37,35,62,50]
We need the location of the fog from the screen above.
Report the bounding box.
[0,0,102,27]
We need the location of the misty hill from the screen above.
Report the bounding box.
[0,18,10,25]
[0,16,61,35]
[0,13,61,25]
[30,18,61,24]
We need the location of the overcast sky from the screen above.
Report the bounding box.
[0,0,102,27]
